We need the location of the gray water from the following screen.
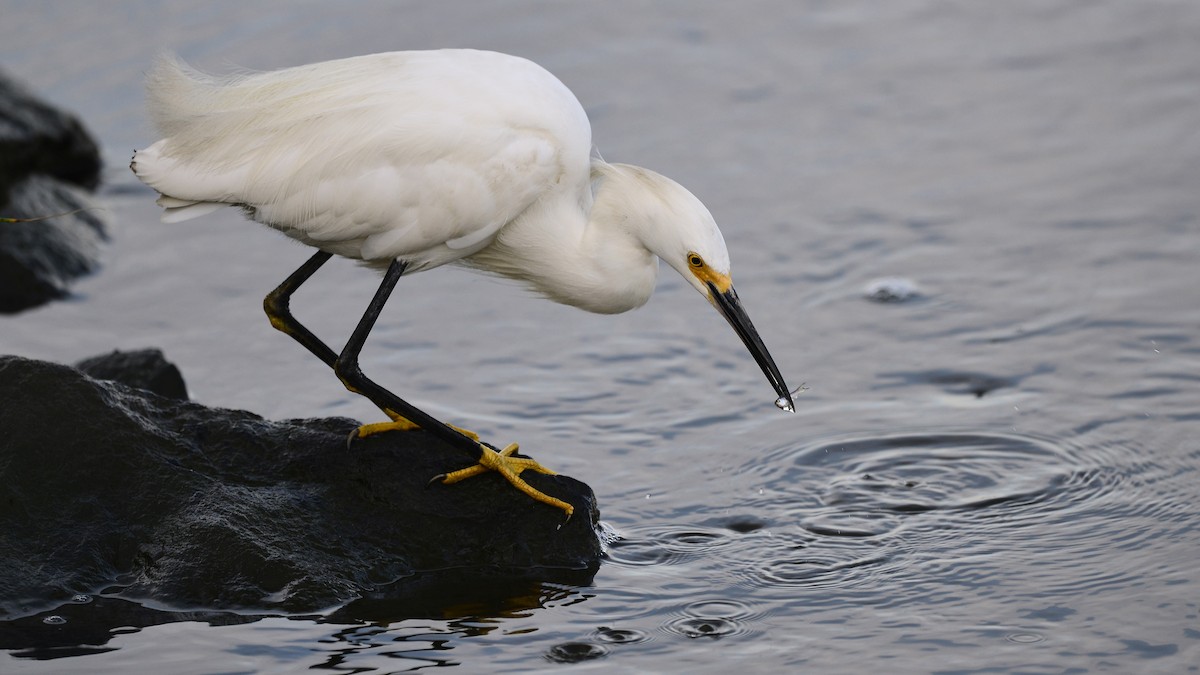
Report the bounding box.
[3,1,1199,672]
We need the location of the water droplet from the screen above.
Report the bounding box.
[775,383,807,411]
[1006,632,1045,644]
[70,594,92,604]
[43,615,66,625]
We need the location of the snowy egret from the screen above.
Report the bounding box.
[131,49,795,519]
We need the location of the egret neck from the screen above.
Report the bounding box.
[475,160,796,410]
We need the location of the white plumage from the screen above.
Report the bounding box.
[133,49,752,317]
[131,50,794,514]
[131,47,792,514]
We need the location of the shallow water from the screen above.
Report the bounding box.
[3,0,1200,672]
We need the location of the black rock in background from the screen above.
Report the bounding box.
[0,69,107,313]
[0,355,601,622]
[0,71,101,190]
[74,348,189,400]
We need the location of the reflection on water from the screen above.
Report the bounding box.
[4,0,1200,672]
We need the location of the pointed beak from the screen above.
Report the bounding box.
[708,282,794,411]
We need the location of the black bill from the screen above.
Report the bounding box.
[709,283,795,411]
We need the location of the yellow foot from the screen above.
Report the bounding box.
[348,413,569,518]
[355,417,420,439]
[351,408,480,441]
[436,443,574,520]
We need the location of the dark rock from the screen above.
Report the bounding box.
[74,348,188,400]
[0,175,108,312]
[0,355,601,621]
[0,70,107,314]
[0,70,101,190]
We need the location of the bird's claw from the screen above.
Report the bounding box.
[346,408,422,448]
[347,410,484,449]
[349,414,571,519]
[437,442,574,519]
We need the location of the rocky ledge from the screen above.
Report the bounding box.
[0,353,601,623]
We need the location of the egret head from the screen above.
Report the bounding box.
[602,163,796,412]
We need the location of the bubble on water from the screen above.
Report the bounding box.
[665,616,745,639]
[661,598,759,639]
[864,277,921,302]
[593,626,650,644]
[544,641,608,663]
[43,615,67,625]
[70,594,92,604]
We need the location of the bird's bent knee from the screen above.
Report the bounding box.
[333,358,364,389]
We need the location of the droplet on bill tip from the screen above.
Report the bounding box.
[775,383,807,412]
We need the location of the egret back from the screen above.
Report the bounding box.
[133,50,594,271]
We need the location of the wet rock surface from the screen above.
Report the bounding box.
[0,69,107,313]
[0,355,601,624]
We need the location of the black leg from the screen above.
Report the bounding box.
[264,250,338,367]
[260,254,572,518]
[265,252,483,461]
[333,259,484,461]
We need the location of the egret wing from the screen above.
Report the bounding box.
[133,51,591,266]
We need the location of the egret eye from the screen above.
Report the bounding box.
[688,254,705,269]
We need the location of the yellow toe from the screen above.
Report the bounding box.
[351,413,570,518]
[447,424,480,442]
[440,443,572,518]
[355,417,420,439]
[358,408,482,442]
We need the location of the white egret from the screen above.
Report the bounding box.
[131,49,795,519]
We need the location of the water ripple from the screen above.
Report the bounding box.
[544,641,608,663]
[750,551,893,589]
[605,525,734,567]
[603,429,1168,619]
[743,432,1125,525]
[592,626,651,644]
[718,430,1173,610]
[663,616,746,639]
[661,599,761,640]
